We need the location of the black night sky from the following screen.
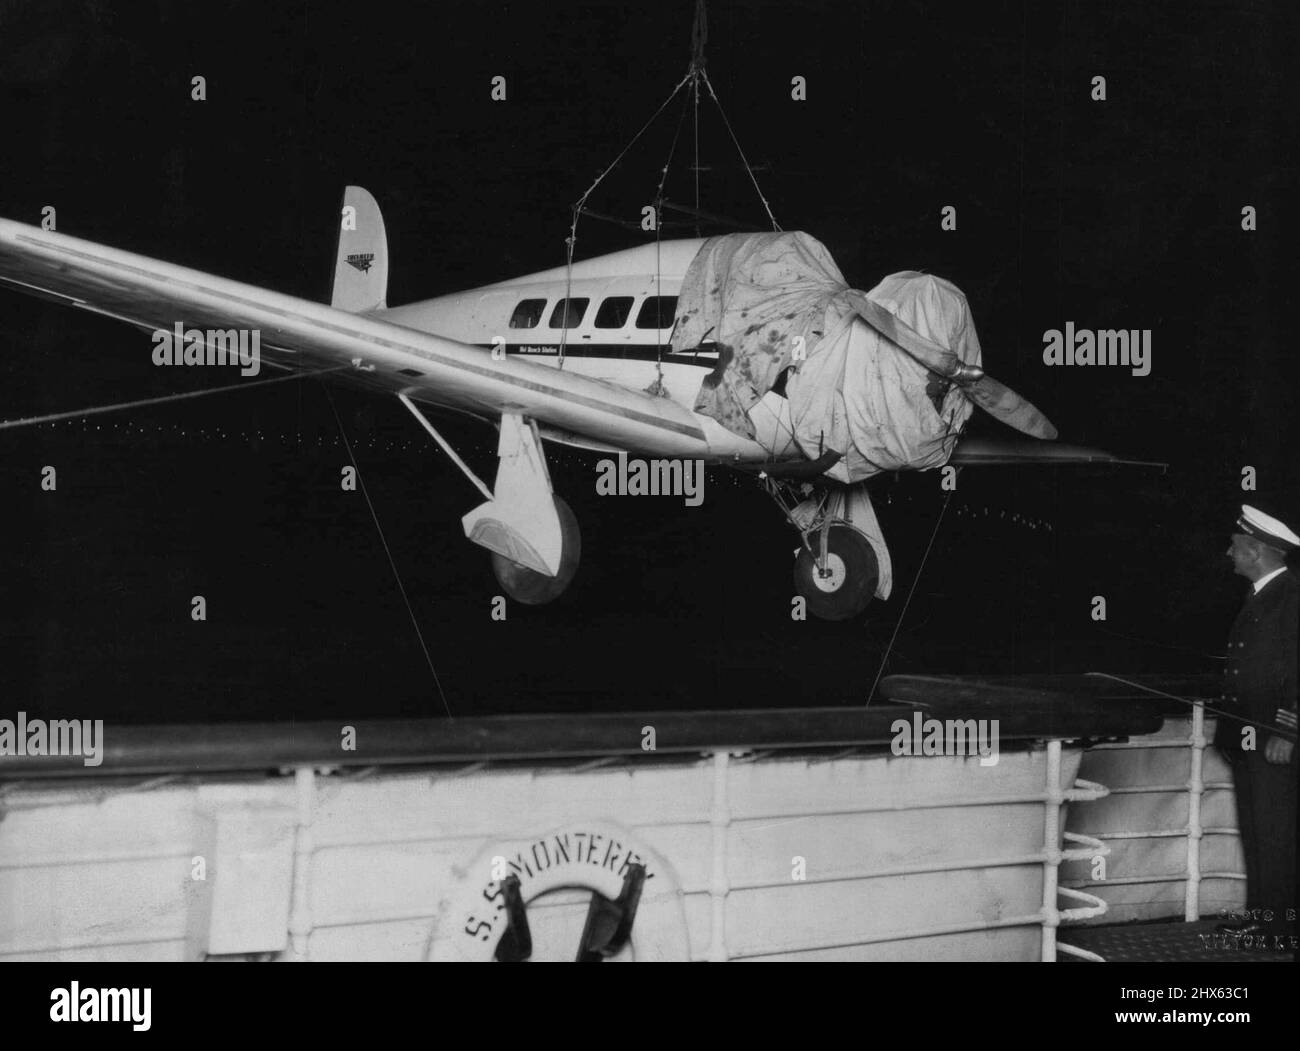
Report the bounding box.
[0,0,1294,723]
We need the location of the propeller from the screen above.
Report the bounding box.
[848,292,1058,441]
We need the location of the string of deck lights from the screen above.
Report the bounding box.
[28,416,1057,531]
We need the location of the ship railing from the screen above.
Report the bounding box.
[1060,702,1243,928]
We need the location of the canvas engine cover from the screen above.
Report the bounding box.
[673,232,980,484]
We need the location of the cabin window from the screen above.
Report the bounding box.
[594,296,635,329]
[508,299,547,329]
[635,295,678,329]
[548,298,590,329]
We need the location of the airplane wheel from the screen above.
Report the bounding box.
[491,496,582,605]
[793,525,878,621]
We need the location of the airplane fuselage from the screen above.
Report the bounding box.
[378,238,801,462]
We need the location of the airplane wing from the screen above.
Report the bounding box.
[0,217,724,460]
[950,436,1165,467]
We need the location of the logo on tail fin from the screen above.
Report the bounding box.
[345,252,374,273]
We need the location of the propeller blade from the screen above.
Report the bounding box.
[963,375,1058,440]
[850,293,963,375]
[848,291,1058,440]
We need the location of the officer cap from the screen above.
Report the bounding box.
[1236,505,1300,552]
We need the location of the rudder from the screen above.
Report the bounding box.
[331,186,389,312]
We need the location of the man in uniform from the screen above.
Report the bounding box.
[1214,505,1298,937]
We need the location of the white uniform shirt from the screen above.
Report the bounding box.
[1253,566,1287,595]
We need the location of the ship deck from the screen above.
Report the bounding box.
[1064,919,1295,963]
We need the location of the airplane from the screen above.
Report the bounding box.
[0,186,1125,621]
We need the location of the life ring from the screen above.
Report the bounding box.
[428,820,690,961]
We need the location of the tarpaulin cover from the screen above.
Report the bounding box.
[673,232,981,484]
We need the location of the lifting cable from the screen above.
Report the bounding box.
[648,86,695,394]
[558,0,780,371]
[698,69,781,233]
[692,0,703,235]
[558,71,693,370]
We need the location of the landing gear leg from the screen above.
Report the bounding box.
[766,478,884,621]
[398,395,581,605]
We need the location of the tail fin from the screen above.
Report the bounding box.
[331,186,389,312]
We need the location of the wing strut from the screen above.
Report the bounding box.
[397,393,493,501]
[397,395,568,579]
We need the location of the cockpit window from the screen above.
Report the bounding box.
[508,299,547,329]
[635,295,678,329]
[594,296,635,329]
[548,298,590,329]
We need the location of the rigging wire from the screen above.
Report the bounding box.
[1086,672,1297,743]
[7,359,453,715]
[699,69,781,232]
[1090,623,1228,662]
[320,382,453,719]
[649,85,695,394]
[559,71,694,371]
[865,490,955,706]
[0,363,353,431]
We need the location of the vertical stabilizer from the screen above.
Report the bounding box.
[331,186,389,312]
